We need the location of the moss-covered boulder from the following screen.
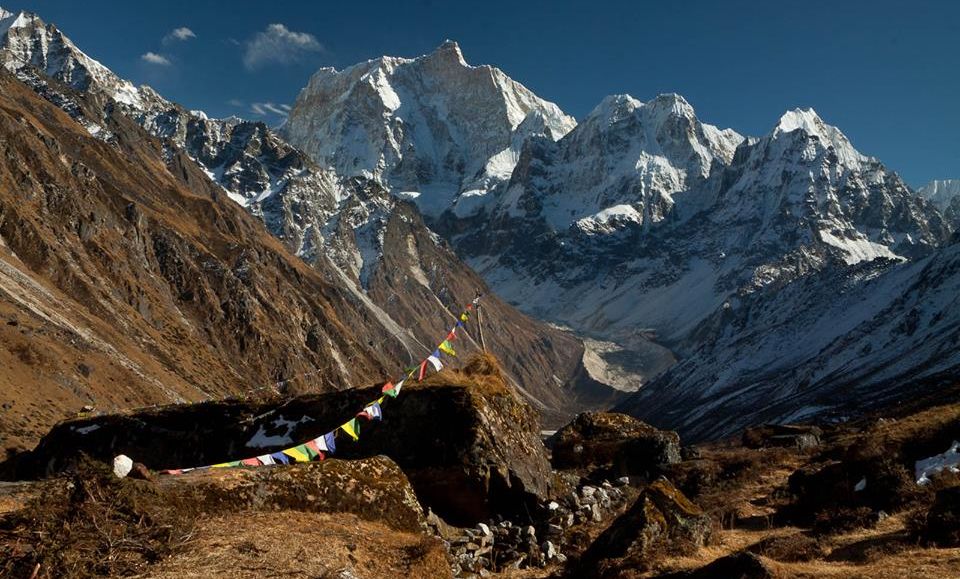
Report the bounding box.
[550,412,681,479]
[573,478,712,576]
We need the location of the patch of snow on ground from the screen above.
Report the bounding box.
[916,441,960,485]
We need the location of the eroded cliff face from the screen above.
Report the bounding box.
[0,69,414,450]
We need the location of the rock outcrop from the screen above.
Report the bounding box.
[13,354,558,526]
[162,456,428,533]
[550,412,680,480]
[0,456,448,578]
[921,486,960,547]
[573,478,712,576]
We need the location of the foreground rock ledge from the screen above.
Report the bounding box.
[8,354,559,526]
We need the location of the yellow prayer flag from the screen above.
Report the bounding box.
[439,340,456,357]
[282,446,310,463]
[341,419,360,441]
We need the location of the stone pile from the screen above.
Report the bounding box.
[442,478,631,577]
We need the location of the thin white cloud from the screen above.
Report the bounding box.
[250,102,290,116]
[141,52,172,66]
[227,98,244,107]
[163,26,196,44]
[243,23,323,70]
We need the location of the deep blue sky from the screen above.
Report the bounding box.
[6,0,957,185]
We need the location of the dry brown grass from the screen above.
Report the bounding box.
[417,353,512,397]
[141,511,451,579]
[0,458,198,578]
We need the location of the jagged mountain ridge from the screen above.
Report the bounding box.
[616,234,960,441]
[920,179,960,228]
[0,6,612,429]
[281,44,956,432]
[0,67,415,450]
[452,99,949,349]
[282,40,576,216]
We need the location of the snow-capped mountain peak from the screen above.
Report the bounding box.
[773,107,867,166]
[283,40,576,216]
[919,179,960,208]
[0,6,143,107]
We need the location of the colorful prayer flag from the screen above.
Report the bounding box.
[304,440,323,460]
[341,418,360,441]
[418,359,428,381]
[392,379,404,397]
[381,381,394,394]
[323,432,337,454]
[439,340,456,357]
[270,451,291,465]
[360,401,383,421]
[427,351,443,372]
[282,445,310,463]
[256,454,275,465]
[460,313,469,322]
[241,458,260,467]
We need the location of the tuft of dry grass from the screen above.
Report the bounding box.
[0,457,198,578]
[417,353,512,397]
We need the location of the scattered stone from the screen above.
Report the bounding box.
[128,462,153,481]
[743,424,822,450]
[542,540,558,560]
[477,522,491,536]
[112,454,133,478]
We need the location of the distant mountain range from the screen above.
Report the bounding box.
[1,4,957,442]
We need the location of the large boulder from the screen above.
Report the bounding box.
[161,456,429,533]
[0,456,447,577]
[672,552,781,579]
[573,478,712,577]
[13,354,558,526]
[550,412,681,479]
[782,455,917,533]
[742,424,822,451]
[921,486,960,547]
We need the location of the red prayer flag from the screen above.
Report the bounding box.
[381,381,394,393]
[418,359,427,381]
[241,458,260,467]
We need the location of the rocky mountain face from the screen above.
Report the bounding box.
[281,42,956,435]
[617,235,960,441]
[0,7,605,431]
[282,40,576,216]
[920,179,960,228]
[0,68,417,451]
[453,101,949,350]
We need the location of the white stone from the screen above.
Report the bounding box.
[112,454,133,478]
